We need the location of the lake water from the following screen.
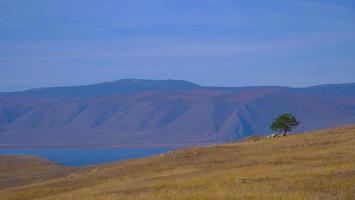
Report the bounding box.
[0,147,174,167]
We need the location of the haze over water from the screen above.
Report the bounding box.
[0,147,174,166]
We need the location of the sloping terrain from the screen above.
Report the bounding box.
[0,156,74,190]
[0,125,354,200]
[0,79,355,146]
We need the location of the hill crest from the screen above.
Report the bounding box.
[1,124,354,199]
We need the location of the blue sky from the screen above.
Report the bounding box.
[1,0,355,91]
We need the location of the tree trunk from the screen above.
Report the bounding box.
[282,130,287,136]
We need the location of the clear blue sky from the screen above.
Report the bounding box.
[1,0,355,91]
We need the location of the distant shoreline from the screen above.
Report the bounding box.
[0,142,218,149]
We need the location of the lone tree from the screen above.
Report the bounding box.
[271,113,300,136]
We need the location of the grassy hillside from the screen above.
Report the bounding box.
[1,125,355,200]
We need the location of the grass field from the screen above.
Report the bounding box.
[1,125,354,200]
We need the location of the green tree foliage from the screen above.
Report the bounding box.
[271,113,300,135]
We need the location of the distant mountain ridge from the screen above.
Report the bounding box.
[1,79,355,147]
[2,79,200,97]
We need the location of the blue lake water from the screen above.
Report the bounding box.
[0,147,174,167]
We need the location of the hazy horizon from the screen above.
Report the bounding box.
[1,0,355,91]
[1,78,355,93]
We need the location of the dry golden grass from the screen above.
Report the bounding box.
[1,125,354,200]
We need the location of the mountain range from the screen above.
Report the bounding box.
[1,79,355,147]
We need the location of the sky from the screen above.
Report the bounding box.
[1,0,355,91]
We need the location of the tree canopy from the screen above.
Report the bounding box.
[271,113,300,135]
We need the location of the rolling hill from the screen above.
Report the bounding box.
[0,79,355,147]
[1,125,354,199]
